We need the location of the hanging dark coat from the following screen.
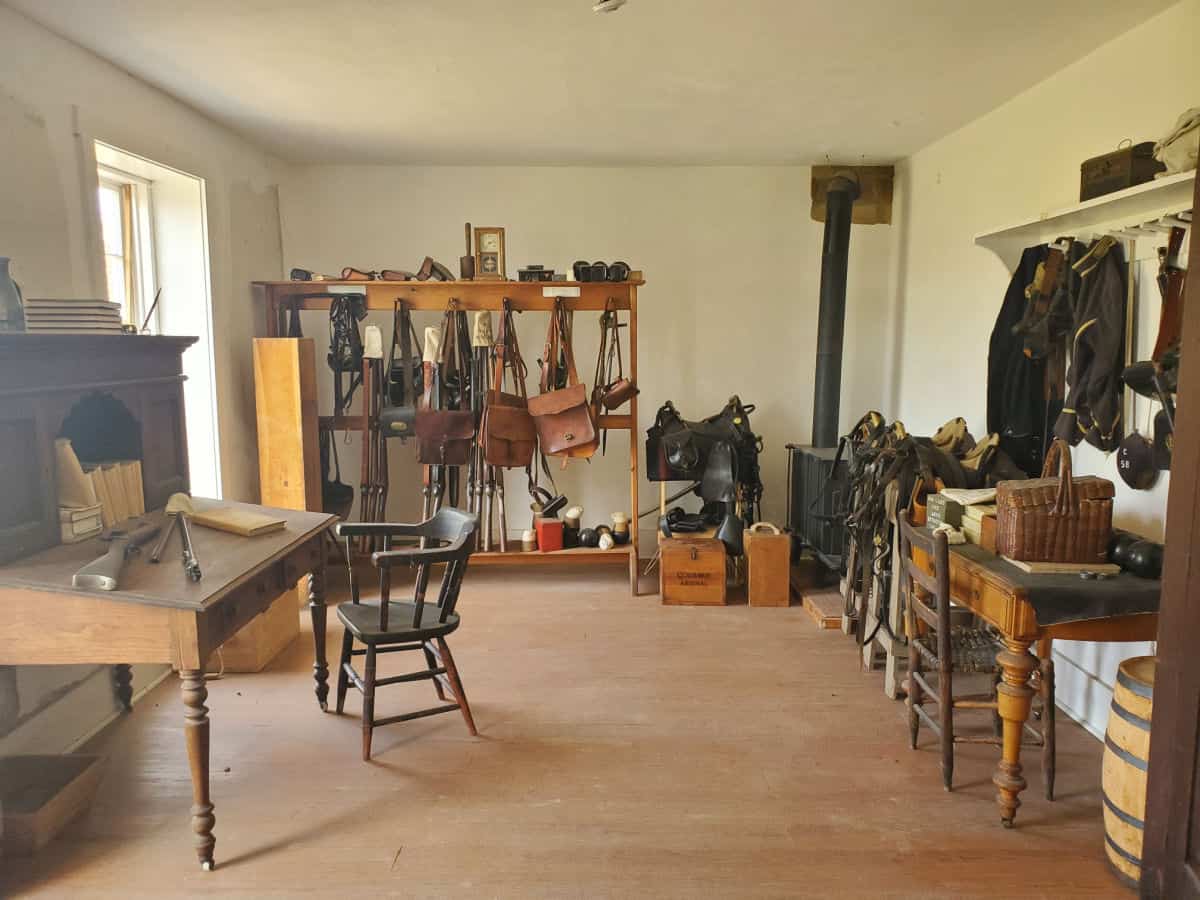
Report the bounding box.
[988,245,1049,476]
[1053,237,1127,452]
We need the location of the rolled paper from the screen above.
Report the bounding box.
[362,324,384,359]
[423,326,441,364]
[55,438,98,508]
[471,311,493,348]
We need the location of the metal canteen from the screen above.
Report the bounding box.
[1116,432,1158,490]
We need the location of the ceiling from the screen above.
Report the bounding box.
[7,0,1177,165]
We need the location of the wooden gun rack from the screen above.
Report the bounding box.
[253,278,643,595]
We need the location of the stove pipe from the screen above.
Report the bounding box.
[811,172,860,449]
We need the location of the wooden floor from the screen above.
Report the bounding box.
[1,568,1126,898]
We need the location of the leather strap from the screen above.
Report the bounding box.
[540,299,581,393]
[492,300,528,401]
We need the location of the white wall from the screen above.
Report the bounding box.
[887,0,1198,736]
[0,5,284,755]
[278,165,893,544]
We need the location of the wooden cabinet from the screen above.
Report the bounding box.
[0,335,196,563]
[0,398,56,564]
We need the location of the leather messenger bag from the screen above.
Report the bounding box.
[528,299,598,459]
[482,301,537,468]
[415,305,475,466]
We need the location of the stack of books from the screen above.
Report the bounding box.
[23,299,125,334]
[82,460,145,528]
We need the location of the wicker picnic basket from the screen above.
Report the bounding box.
[995,439,1114,564]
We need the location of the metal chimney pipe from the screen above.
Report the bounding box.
[811,172,860,448]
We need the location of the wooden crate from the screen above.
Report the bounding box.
[0,755,103,856]
[219,588,302,673]
[745,525,791,607]
[660,537,726,606]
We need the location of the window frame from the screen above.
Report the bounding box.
[97,165,159,331]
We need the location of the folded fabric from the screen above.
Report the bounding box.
[190,506,286,537]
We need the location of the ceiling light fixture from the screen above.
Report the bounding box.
[593,0,628,12]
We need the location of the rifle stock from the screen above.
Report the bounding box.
[72,522,161,591]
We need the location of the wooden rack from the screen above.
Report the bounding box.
[253,278,643,595]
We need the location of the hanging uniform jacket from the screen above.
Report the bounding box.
[1053,237,1127,452]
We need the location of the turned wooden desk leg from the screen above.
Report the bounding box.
[181,669,215,870]
[309,550,330,712]
[114,664,133,711]
[993,638,1038,827]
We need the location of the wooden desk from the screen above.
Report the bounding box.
[943,541,1158,828]
[0,501,336,870]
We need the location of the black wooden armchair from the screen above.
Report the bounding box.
[333,508,479,760]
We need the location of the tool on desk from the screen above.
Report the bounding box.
[177,511,202,582]
[72,521,162,591]
[148,493,203,581]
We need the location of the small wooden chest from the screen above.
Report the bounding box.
[1079,142,1165,201]
[661,537,726,606]
[745,524,791,607]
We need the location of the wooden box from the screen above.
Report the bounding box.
[745,525,791,607]
[1079,142,1165,201]
[219,589,301,673]
[0,754,103,856]
[661,537,726,606]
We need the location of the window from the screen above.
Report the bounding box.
[96,167,157,329]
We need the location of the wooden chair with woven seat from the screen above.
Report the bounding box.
[333,508,480,761]
[898,513,1056,796]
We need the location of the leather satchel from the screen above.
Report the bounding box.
[528,300,598,459]
[482,302,537,468]
[415,305,475,466]
[592,298,639,411]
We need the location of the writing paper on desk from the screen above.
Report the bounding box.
[190,506,286,537]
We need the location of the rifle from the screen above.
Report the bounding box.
[72,521,162,591]
[1152,226,1187,363]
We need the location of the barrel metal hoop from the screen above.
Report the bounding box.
[1102,788,1146,830]
[1110,699,1152,732]
[1105,733,1149,771]
[1116,667,1154,699]
[1104,832,1143,868]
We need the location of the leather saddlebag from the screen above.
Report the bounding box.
[482,304,537,467]
[528,381,597,458]
[995,439,1114,563]
[529,300,597,459]
[415,409,475,466]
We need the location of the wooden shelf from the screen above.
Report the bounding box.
[253,279,639,313]
[471,545,634,566]
[974,170,1195,247]
[257,276,644,594]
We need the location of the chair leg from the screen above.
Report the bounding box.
[336,629,353,715]
[423,641,448,702]
[906,601,921,750]
[1041,655,1056,801]
[362,646,377,761]
[437,638,477,737]
[940,661,954,792]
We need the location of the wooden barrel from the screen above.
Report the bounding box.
[1102,656,1156,890]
